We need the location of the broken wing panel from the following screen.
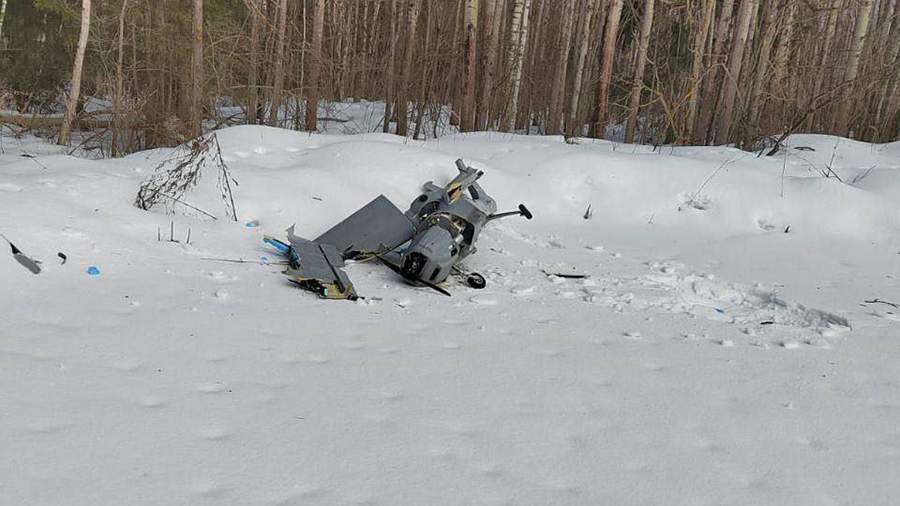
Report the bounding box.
[314,195,415,257]
[285,235,357,299]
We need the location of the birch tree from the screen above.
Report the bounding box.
[58,0,91,146]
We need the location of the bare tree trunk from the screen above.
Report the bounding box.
[247,0,261,124]
[624,0,655,143]
[567,0,597,137]
[477,0,503,130]
[0,0,9,45]
[523,0,546,131]
[111,0,129,156]
[592,0,624,138]
[189,0,204,138]
[305,0,326,132]
[878,2,900,135]
[268,0,288,126]
[835,0,875,136]
[697,0,734,143]
[715,0,756,144]
[396,0,421,136]
[462,0,479,132]
[687,0,716,143]
[548,0,575,135]
[58,0,91,146]
[506,0,532,131]
[383,0,398,133]
[747,1,780,135]
[413,0,435,139]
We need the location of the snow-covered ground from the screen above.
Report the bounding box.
[1,126,899,505]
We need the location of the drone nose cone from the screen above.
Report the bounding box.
[401,225,457,284]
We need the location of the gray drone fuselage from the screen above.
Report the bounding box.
[399,159,496,285]
[276,158,528,299]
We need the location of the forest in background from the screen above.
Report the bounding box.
[1,0,898,156]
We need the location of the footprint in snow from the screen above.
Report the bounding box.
[111,359,141,372]
[197,425,231,441]
[191,480,228,498]
[23,420,70,435]
[469,295,499,306]
[196,381,228,394]
[139,395,166,408]
[623,331,642,340]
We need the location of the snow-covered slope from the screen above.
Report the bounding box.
[2,127,899,505]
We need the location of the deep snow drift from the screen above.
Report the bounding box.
[1,126,899,505]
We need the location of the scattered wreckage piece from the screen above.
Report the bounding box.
[265,158,532,300]
[2,233,42,274]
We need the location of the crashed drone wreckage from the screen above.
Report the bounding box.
[264,159,532,300]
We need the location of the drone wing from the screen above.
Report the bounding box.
[314,195,416,258]
[282,233,357,300]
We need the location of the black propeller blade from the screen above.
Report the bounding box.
[375,254,451,297]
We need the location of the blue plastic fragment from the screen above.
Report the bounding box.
[245,220,260,228]
[260,256,270,265]
[264,237,290,255]
[87,266,101,276]
[715,308,725,314]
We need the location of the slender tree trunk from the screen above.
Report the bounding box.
[447,0,464,125]
[567,0,597,137]
[477,0,503,130]
[771,0,795,102]
[189,0,204,138]
[548,0,575,135]
[111,0,129,156]
[592,0,624,138]
[747,1,780,134]
[413,0,435,139]
[879,2,900,135]
[247,0,261,124]
[462,0,479,132]
[268,0,288,126]
[835,0,876,136]
[58,0,91,146]
[0,0,9,45]
[715,0,756,144]
[506,0,532,131]
[383,0,398,133]
[305,0,326,131]
[687,0,716,143]
[697,0,734,143]
[624,0,655,143]
[396,0,421,136]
